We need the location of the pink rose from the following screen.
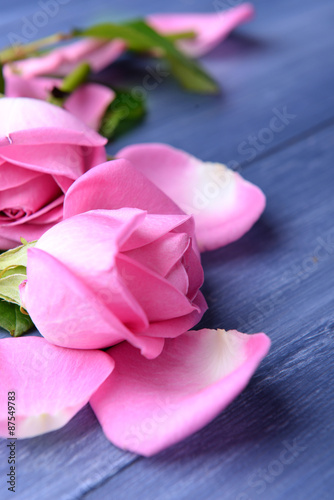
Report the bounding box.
[21,159,207,359]
[0,97,107,249]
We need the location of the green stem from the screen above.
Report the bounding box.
[0,32,72,64]
[165,30,196,42]
[47,62,91,106]
[61,61,90,92]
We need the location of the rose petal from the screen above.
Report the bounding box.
[0,97,107,147]
[35,209,146,275]
[90,328,270,456]
[0,162,42,190]
[148,3,255,57]
[1,195,64,227]
[116,253,198,322]
[143,290,207,339]
[0,144,89,179]
[64,83,115,130]
[4,68,115,131]
[0,337,114,438]
[123,232,190,276]
[3,64,61,99]
[0,221,58,250]
[64,159,186,218]
[0,175,61,215]
[117,143,265,251]
[22,247,164,359]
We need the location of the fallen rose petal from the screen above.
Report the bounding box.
[90,328,270,456]
[64,83,115,130]
[116,143,266,251]
[3,64,61,100]
[0,337,114,438]
[148,3,255,57]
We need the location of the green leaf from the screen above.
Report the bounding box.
[0,240,36,271]
[99,88,146,140]
[72,22,155,51]
[128,20,219,94]
[0,300,34,337]
[74,20,219,94]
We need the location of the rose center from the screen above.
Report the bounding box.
[0,208,27,220]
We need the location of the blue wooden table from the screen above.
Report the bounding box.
[1,0,334,498]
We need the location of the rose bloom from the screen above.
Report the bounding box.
[0,97,107,249]
[20,159,207,359]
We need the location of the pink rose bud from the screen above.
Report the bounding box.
[0,97,107,250]
[21,160,208,359]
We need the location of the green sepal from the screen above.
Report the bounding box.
[0,240,37,271]
[0,240,36,307]
[99,88,146,140]
[0,300,34,337]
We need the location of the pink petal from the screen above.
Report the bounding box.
[148,3,255,57]
[120,213,194,252]
[3,64,61,99]
[65,83,115,130]
[143,290,207,339]
[116,253,199,322]
[90,328,270,456]
[4,67,114,132]
[0,97,107,147]
[1,195,64,227]
[123,232,190,276]
[0,175,61,215]
[22,247,164,359]
[64,159,186,219]
[117,143,265,251]
[0,144,88,179]
[0,337,114,438]
[0,162,42,190]
[35,209,146,275]
[0,220,60,250]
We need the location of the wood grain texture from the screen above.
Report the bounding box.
[0,0,333,499]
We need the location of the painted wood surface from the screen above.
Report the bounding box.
[0,0,333,498]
